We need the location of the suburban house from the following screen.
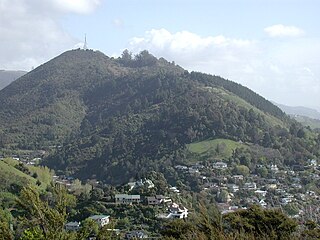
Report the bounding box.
[146,195,172,205]
[213,162,228,169]
[243,182,257,190]
[125,230,148,239]
[232,175,244,181]
[65,221,80,231]
[88,215,110,227]
[167,203,188,219]
[115,194,141,204]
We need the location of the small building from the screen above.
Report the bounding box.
[232,175,244,181]
[227,184,239,193]
[146,195,171,205]
[88,215,110,227]
[115,194,141,204]
[65,221,80,231]
[243,182,257,190]
[169,186,180,193]
[175,165,188,171]
[125,230,148,239]
[213,162,227,169]
[168,203,188,219]
[147,196,159,205]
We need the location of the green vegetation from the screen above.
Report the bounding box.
[0,49,319,186]
[187,138,246,160]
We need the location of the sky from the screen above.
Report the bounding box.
[0,0,319,110]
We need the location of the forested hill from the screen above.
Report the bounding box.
[0,49,318,184]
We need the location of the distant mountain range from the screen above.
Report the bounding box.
[274,102,320,120]
[274,102,320,129]
[0,70,27,90]
[0,49,318,184]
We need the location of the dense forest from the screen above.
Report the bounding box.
[0,49,319,184]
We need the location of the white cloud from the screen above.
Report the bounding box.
[128,29,256,68]
[0,0,101,70]
[127,28,320,109]
[264,24,304,38]
[53,0,101,14]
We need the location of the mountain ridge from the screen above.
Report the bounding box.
[0,49,318,184]
[274,102,320,120]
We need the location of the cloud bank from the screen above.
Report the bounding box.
[0,0,101,70]
[264,24,304,38]
[127,28,320,109]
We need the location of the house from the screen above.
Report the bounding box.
[146,195,171,205]
[135,179,154,189]
[188,168,199,174]
[169,186,180,193]
[125,230,148,239]
[115,194,141,204]
[232,175,244,181]
[243,182,257,190]
[167,203,188,219]
[147,196,159,205]
[227,184,239,193]
[158,203,188,219]
[65,221,80,231]
[190,163,205,170]
[269,164,279,172]
[254,190,267,197]
[213,162,227,169]
[175,165,188,171]
[88,215,110,227]
[127,179,154,191]
[259,199,267,207]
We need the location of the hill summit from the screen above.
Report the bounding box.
[0,49,317,184]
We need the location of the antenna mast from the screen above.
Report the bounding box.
[83,34,88,50]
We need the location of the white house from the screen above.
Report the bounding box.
[167,203,188,219]
[213,162,228,169]
[88,215,110,227]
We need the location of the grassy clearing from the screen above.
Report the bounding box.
[0,159,53,190]
[187,138,247,160]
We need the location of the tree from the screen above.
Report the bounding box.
[216,190,229,203]
[161,219,206,240]
[0,208,13,240]
[90,188,104,201]
[233,165,250,177]
[76,218,99,240]
[16,184,76,240]
[223,205,297,239]
[256,166,268,178]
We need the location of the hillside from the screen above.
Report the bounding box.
[0,70,27,90]
[0,49,318,184]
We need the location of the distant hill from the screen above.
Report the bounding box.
[0,70,27,90]
[292,115,320,129]
[275,102,320,120]
[0,49,318,184]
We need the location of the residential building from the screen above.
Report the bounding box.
[88,215,110,227]
[115,194,141,204]
[125,230,148,239]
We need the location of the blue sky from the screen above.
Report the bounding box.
[0,0,319,109]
